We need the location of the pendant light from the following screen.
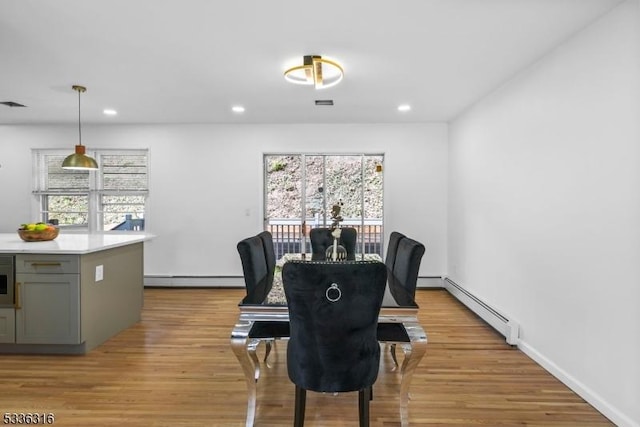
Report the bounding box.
[62,85,98,170]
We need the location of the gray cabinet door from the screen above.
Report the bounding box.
[0,308,15,343]
[15,273,80,344]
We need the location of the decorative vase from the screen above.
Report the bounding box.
[325,243,347,261]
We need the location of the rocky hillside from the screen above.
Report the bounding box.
[265,155,383,220]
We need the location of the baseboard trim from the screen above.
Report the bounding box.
[417,276,444,288]
[442,278,633,427]
[518,341,637,427]
[144,276,244,287]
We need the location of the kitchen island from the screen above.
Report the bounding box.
[0,233,152,354]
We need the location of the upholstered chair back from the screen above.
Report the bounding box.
[391,237,425,298]
[282,260,386,393]
[384,231,406,271]
[237,235,270,304]
[309,227,357,261]
[257,230,276,294]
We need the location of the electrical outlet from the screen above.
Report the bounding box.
[95,265,104,282]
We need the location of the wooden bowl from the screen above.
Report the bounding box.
[17,227,60,242]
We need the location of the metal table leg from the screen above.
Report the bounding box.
[230,319,259,427]
[398,321,428,427]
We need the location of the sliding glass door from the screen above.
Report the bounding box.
[264,153,384,259]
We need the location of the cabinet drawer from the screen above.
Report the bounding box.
[16,254,79,274]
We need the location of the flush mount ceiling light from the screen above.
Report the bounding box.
[62,85,99,170]
[284,55,344,89]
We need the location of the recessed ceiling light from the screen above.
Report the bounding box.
[397,104,411,112]
[232,105,245,113]
[103,109,117,116]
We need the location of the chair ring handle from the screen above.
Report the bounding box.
[326,283,341,302]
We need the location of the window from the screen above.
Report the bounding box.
[33,149,149,231]
[264,153,384,258]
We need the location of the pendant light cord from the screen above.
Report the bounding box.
[78,88,82,146]
[63,85,97,170]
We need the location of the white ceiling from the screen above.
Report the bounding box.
[0,0,623,125]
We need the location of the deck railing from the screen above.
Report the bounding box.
[267,218,383,259]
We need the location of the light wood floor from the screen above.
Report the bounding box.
[0,288,613,426]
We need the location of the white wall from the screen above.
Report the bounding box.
[0,123,448,279]
[448,1,640,426]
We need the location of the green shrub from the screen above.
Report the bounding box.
[270,160,286,172]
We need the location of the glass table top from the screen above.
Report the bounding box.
[240,253,418,310]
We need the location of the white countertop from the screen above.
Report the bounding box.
[0,233,154,254]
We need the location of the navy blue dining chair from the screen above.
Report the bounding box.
[385,235,425,367]
[237,232,288,367]
[309,227,357,261]
[282,260,387,427]
[384,231,406,272]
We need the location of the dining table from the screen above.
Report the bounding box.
[230,253,428,427]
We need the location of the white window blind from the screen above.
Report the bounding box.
[99,153,148,192]
[44,154,90,192]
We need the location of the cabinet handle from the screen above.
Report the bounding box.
[15,282,21,310]
[30,262,62,267]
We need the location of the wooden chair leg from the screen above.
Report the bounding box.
[264,340,273,362]
[359,389,364,425]
[294,385,306,427]
[390,343,399,367]
[359,387,370,427]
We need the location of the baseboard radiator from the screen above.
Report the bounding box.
[444,277,520,345]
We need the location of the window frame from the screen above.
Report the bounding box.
[32,148,149,232]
